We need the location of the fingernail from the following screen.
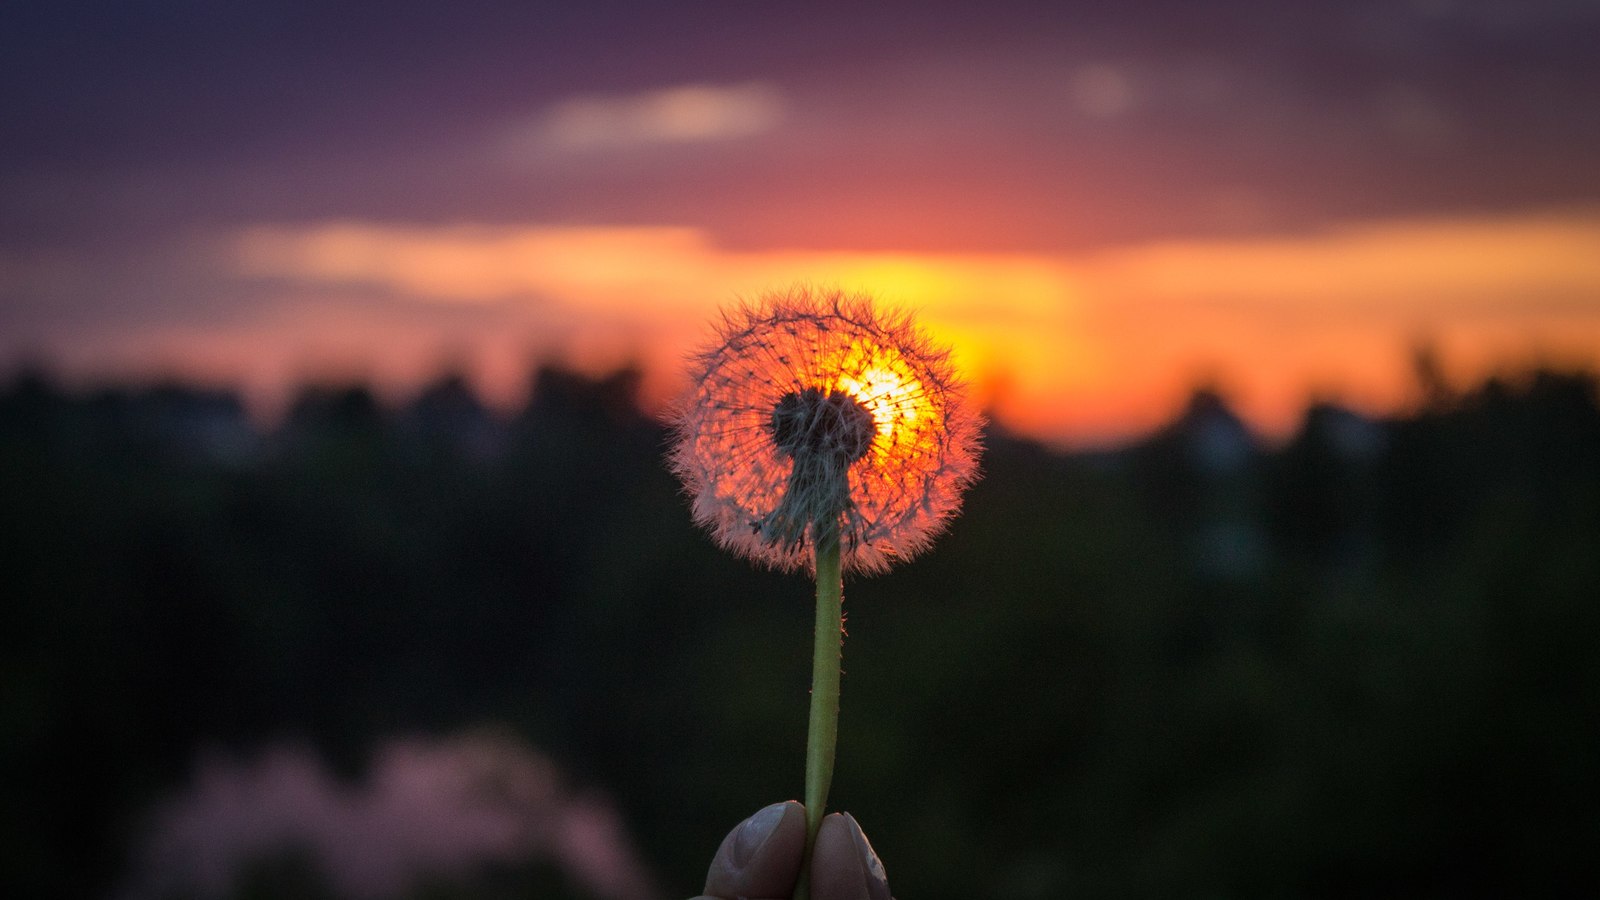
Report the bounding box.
[843,812,891,900]
[732,802,788,868]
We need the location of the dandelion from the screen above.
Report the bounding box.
[671,287,982,575]
[670,286,982,897]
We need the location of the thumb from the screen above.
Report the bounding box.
[693,801,807,900]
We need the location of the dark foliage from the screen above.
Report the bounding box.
[2,363,1597,898]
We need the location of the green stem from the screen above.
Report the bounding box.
[795,521,843,900]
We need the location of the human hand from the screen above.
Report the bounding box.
[689,801,892,900]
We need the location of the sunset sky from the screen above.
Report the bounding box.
[3,0,1598,445]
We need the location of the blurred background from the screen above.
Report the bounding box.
[3,1,1599,897]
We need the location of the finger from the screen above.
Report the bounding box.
[809,812,892,900]
[700,800,807,900]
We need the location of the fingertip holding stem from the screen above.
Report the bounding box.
[811,812,892,900]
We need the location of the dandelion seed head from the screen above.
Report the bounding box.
[670,286,983,574]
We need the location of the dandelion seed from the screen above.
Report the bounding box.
[670,286,983,574]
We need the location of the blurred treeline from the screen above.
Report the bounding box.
[3,359,1598,899]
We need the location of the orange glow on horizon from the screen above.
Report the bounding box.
[19,210,1600,446]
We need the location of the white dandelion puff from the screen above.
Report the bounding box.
[670,286,983,574]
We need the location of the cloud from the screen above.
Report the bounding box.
[1069,64,1137,118]
[225,210,1600,441]
[1083,210,1600,311]
[234,223,719,304]
[502,82,785,155]
[228,220,1091,376]
[231,210,1600,329]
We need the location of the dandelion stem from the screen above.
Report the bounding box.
[795,519,843,900]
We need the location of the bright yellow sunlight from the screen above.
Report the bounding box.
[837,361,925,441]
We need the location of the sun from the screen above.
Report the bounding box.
[837,366,922,439]
[829,342,927,444]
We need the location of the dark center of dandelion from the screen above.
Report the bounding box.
[755,388,874,548]
[770,387,876,463]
